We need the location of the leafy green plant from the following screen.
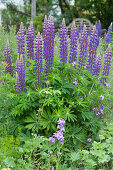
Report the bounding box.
[69,123,113,169]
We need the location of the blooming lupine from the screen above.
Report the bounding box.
[15,55,26,92]
[26,21,35,60]
[105,23,112,43]
[43,15,55,77]
[49,118,65,145]
[34,32,43,89]
[69,21,77,64]
[101,45,112,85]
[43,15,48,60]
[92,53,101,76]
[4,40,12,75]
[17,22,25,58]
[78,25,88,72]
[46,16,55,75]
[86,26,98,74]
[59,18,68,65]
[96,20,101,37]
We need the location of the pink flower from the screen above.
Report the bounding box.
[105,83,110,88]
[100,95,104,100]
[73,81,78,86]
[46,80,49,85]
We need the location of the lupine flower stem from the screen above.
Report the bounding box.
[4,40,13,75]
[101,44,112,85]
[17,22,25,58]
[15,55,26,92]
[78,25,88,72]
[26,21,35,60]
[86,26,98,74]
[34,32,43,89]
[69,21,77,64]
[59,18,68,65]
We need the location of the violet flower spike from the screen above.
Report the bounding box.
[59,18,68,65]
[34,32,43,89]
[45,16,55,76]
[49,118,65,145]
[78,25,88,72]
[69,21,77,64]
[105,23,113,43]
[43,15,48,60]
[17,22,25,58]
[86,26,98,74]
[101,44,112,85]
[26,21,35,60]
[15,55,26,92]
[4,40,13,75]
[95,20,101,37]
[92,53,101,76]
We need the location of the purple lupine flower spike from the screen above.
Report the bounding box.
[95,20,101,46]
[101,44,112,85]
[43,15,48,60]
[96,20,101,37]
[86,26,98,74]
[78,25,88,72]
[17,22,25,58]
[69,21,77,64]
[59,18,68,65]
[105,23,112,43]
[49,118,65,145]
[26,21,35,60]
[34,32,43,89]
[4,40,13,75]
[45,15,55,76]
[93,53,101,76]
[15,55,26,92]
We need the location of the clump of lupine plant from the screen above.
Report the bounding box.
[86,26,98,74]
[49,118,65,145]
[34,32,43,89]
[69,21,77,64]
[17,22,25,57]
[26,21,35,60]
[92,53,101,76]
[78,24,88,72]
[4,40,12,75]
[15,55,26,92]
[43,15,55,77]
[59,18,68,65]
[101,44,112,86]
[105,23,112,43]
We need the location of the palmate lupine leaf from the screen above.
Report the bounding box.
[62,107,77,122]
[24,111,38,130]
[39,110,56,131]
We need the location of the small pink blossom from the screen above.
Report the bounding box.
[72,62,76,67]
[105,83,110,88]
[100,95,104,100]
[46,80,49,85]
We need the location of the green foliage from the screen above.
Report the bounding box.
[33,14,44,33]
[0,131,34,169]
[69,123,113,169]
